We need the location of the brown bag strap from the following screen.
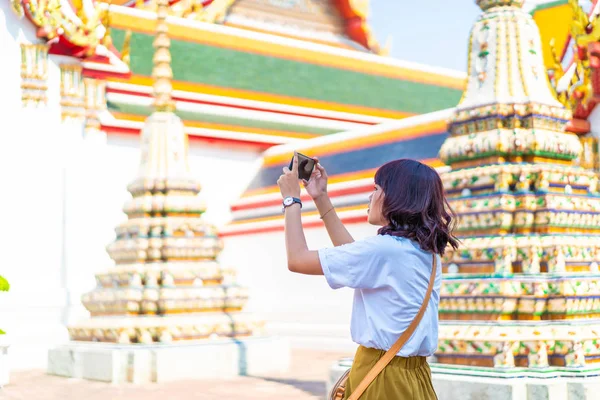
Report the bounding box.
[347,254,437,400]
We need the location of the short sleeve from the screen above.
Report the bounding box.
[318,236,384,290]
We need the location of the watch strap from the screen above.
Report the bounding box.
[282,197,302,213]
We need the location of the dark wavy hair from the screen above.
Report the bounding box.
[375,159,458,255]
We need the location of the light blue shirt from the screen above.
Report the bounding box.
[318,235,441,357]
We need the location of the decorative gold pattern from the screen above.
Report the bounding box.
[438,323,597,369]
[477,0,524,10]
[10,0,24,17]
[60,64,85,121]
[13,0,108,54]
[568,0,600,47]
[578,136,599,171]
[506,16,514,98]
[547,38,567,106]
[475,20,490,85]
[548,0,596,113]
[493,17,501,99]
[121,30,132,68]
[515,17,528,98]
[20,43,48,106]
[153,0,237,23]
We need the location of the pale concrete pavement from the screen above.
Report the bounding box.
[0,349,351,400]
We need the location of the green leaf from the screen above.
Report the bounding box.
[0,329,4,335]
[0,276,9,292]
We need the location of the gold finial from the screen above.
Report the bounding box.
[196,0,236,23]
[568,0,600,47]
[377,35,392,57]
[569,0,589,40]
[122,30,132,68]
[548,38,568,106]
[10,0,24,17]
[101,2,113,48]
[476,0,524,11]
[153,0,175,112]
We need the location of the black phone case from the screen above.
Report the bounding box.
[289,153,315,181]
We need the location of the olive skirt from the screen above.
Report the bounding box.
[343,346,438,400]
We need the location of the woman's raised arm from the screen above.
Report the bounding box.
[277,153,324,275]
[304,159,354,246]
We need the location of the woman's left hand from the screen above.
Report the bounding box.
[277,152,301,198]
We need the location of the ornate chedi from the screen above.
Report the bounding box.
[67,0,263,345]
[435,0,600,370]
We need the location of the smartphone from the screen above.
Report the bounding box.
[289,152,316,181]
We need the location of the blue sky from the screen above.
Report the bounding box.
[369,0,482,72]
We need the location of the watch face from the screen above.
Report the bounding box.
[283,197,294,206]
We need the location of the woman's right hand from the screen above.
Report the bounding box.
[303,157,328,200]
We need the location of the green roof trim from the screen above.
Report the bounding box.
[107,101,340,135]
[110,29,463,115]
[529,0,568,14]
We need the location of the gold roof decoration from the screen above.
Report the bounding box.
[546,0,600,119]
[137,0,240,23]
[11,0,108,55]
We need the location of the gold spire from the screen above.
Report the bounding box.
[152,0,175,112]
[121,30,132,68]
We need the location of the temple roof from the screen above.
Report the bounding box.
[99,0,384,53]
[11,0,467,149]
[99,5,465,149]
[222,0,381,53]
[221,109,452,236]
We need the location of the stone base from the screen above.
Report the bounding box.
[328,359,600,400]
[431,364,600,400]
[47,336,290,383]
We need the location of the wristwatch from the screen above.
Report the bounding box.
[282,197,302,213]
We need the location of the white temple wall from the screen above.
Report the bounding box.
[221,222,378,353]
[0,3,262,369]
[2,126,261,371]
[1,2,78,369]
[1,0,341,371]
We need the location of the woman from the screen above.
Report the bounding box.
[277,154,458,399]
